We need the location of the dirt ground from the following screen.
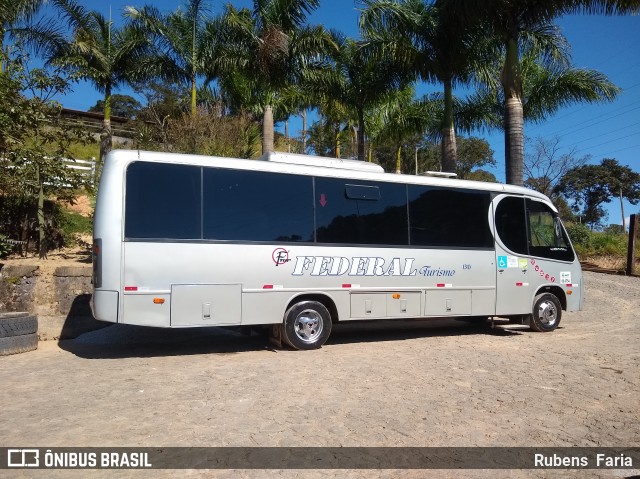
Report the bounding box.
[0,271,638,479]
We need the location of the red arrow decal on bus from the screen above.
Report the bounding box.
[319,194,327,207]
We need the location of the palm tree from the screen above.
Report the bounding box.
[376,87,432,173]
[0,0,52,71]
[308,33,405,161]
[217,0,331,155]
[456,37,620,158]
[360,0,484,172]
[125,0,223,117]
[446,0,639,185]
[45,0,150,164]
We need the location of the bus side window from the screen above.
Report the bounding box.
[494,196,528,255]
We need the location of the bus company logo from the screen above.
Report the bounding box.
[272,248,291,266]
[8,449,39,467]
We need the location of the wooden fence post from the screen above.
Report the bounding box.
[627,214,638,276]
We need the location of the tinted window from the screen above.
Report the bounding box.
[203,168,313,242]
[408,186,493,248]
[495,196,528,254]
[527,199,575,262]
[315,178,408,245]
[125,162,201,239]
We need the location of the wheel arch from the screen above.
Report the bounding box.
[535,285,567,311]
[285,293,339,323]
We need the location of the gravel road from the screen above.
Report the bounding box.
[0,271,638,479]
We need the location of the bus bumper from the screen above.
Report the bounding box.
[91,290,119,323]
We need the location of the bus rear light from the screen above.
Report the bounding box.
[263,285,273,289]
[124,286,138,291]
[153,298,165,304]
[342,284,351,288]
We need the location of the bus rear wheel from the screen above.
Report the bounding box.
[281,301,332,350]
[530,293,562,332]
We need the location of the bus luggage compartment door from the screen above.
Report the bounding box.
[171,284,241,326]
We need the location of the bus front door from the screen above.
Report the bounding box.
[493,195,533,317]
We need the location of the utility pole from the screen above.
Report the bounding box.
[626,214,637,276]
[620,188,626,232]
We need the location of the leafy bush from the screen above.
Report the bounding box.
[0,195,66,255]
[565,222,592,255]
[0,234,14,258]
[590,232,627,256]
[565,222,628,257]
[59,209,93,247]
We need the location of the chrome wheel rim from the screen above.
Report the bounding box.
[537,300,558,327]
[293,309,323,344]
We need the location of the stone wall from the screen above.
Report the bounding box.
[0,264,106,340]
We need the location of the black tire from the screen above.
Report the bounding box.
[0,333,38,356]
[0,313,38,338]
[281,301,332,350]
[530,293,562,332]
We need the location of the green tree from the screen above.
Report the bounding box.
[88,93,141,119]
[218,0,332,154]
[0,53,92,258]
[360,0,486,172]
[557,158,640,229]
[310,34,405,161]
[462,45,620,163]
[416,136,496,180]
[455,136,496,180]
[449,0,636,185]
[125,0,223,117]
[0,0,47,71]
[47,0,150,164]
[375,87,431,173]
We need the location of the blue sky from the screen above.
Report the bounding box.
[43,1,640,226]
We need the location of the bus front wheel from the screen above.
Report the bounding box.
[281,301,332,350]
[530,293,562,332]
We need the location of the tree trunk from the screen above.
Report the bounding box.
[440,77,457,173]
[99,87,113,166]
[37,165,47,259]
[191,73,197,116]
[395,145,402,174]
[504,95,524,186]
[285,120,291,152]
[301,109,307,153]
[357,109,365,161]
[501,35,524,186]
[334,122,341,158]
[262,105,274,154]
[620,188,626,231]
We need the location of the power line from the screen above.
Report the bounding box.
[581,143,640,159]
[527,85,640,135]
[574,131,639,153]
[548,104,640,137]
[560,120,640,150]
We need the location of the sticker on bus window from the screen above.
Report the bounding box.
[518,258,528,270]
[560,272,571,284]
[507,256,519,268]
